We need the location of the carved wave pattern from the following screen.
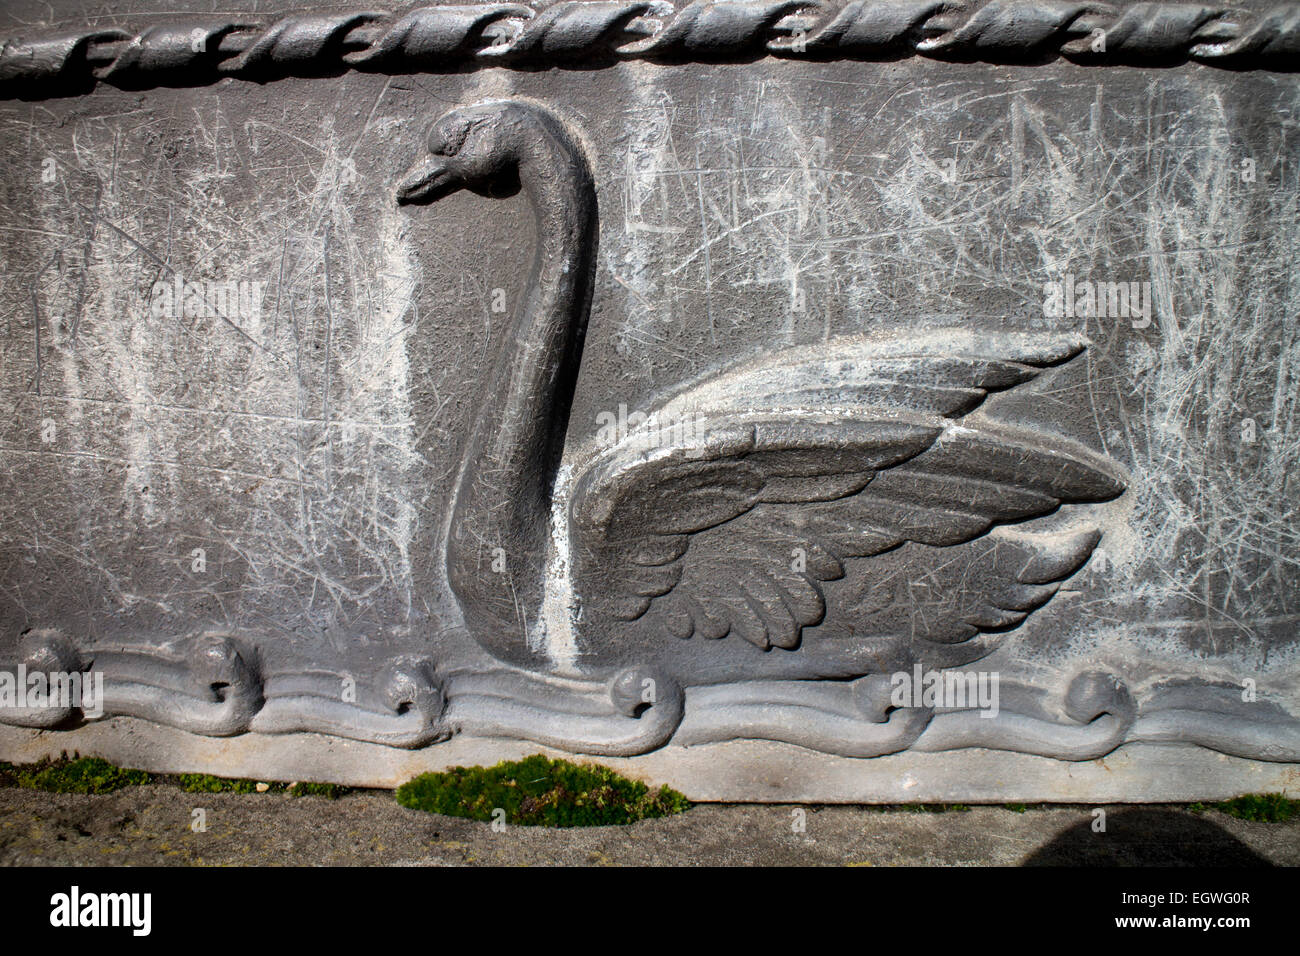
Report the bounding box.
[3,628,1300,761]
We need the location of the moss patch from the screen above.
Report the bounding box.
[395,754,690,827]
[0,757,150,794]
[1211,793,1299,823]
[178,773,284,795]
[0,761,349,799]
[176,775,347,797]
[289,781,349,799]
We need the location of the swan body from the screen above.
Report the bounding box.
[397,99,1125,692]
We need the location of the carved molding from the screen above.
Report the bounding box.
[0,631,448,747]
[7,630,1300,762]
[2,0,1298,100]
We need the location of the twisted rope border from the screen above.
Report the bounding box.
[0,0,1296,98]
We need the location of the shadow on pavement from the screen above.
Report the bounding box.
[1024,809,1272,866]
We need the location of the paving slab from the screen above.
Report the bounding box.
[0,786,1295,866]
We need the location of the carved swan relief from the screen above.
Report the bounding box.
[396,100,1126,707]
[18,97,1300,766]
[3,2,1299,788]
[0,98,1139,761]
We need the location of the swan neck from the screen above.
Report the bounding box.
[447,111,595,652]
[490,126,594,488]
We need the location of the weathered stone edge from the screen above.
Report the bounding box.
[1,720,1294,802]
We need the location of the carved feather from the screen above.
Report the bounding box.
[570,332,1124,653]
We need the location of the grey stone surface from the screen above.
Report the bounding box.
[0,0,1297,795]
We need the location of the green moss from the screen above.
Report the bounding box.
[176,775,346,798]
[290,781,348,799]
[178,773,285,794]
[1005,803,1028,813]
[1212,793,1299,823]
[0,763,350,798]
[0,756,150,794]
[395,754,690,827]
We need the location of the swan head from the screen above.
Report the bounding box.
[396,102,523,205]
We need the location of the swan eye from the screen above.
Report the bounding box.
[430,122,472,158]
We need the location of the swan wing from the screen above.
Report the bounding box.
[569,332,1124,651]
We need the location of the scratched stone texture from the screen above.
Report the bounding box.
[0,0,1296,706]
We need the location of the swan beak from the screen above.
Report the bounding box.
[396,157,454,204]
